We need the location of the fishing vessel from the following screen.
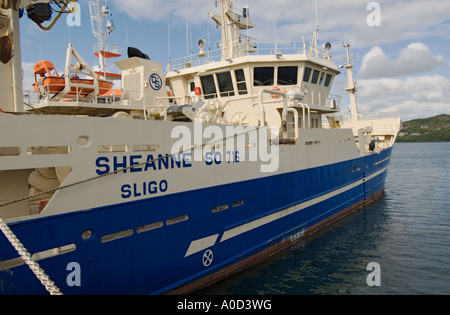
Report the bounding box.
[0,0,401,295]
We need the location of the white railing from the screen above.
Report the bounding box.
[358,111,401,121]
[341,111,401,123]
[167,40,333,72]
[92,43,123,57]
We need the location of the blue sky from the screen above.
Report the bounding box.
[19,0,450,120]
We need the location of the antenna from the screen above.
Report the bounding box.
[246,0,249,43]
[274,17,277,54]
[313,0,319,56]
[315,0,319,34]
[186,0,189,57]
[168,0,171,64]
[124,19,129,46]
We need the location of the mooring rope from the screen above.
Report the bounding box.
[0,216,63,295]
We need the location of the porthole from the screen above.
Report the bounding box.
[77,136,91,148]
[82,229,94,240]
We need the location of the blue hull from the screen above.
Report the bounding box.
[0,147,392,295]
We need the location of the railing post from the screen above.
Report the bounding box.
[259,88,288,138]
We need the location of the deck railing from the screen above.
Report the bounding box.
[167,40,333,73]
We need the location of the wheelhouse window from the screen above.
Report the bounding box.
[253,67,274,86]
[311,69,320,84]
[217,72,235,97]
[303,67,312,82]
[318,72,325,86]
[278,66,298,85]
[189,81,195,93]
[324,74,333,87]
[235,69,248,95]
[200,75,217,99]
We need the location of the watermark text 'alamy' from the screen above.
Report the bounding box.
[171,123,280,173]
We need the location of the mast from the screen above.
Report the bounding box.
[343,43,359,122]
[209,0,255,60]
[89,0,121,79]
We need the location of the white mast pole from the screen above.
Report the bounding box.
[314,0,319,57]
[186,0,189,57]
[168,0,171,67]
[11,8,23,112]
[343,43,359,122]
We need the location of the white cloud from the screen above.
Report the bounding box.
[360,43,445,78]
[110,0,165,21]
[237,0,450,47]
[357,74,450,119]
[110,0,450,50]
[355,41,450,119]
[110,0,212,24]
[22,61,36,92]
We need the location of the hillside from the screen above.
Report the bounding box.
[397,114,450,142]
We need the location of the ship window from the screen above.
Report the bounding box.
[217,72,235,97]
[303,67,312,82]
[278,66,298,85]
[253,67,274,86]
[324,74,333,87]
[235,69,248,95]
[235,69,245,82]
[200,75,217,99]
[318,72,325,85]
[311,69,320,84]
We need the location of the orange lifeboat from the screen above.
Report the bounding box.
[33,60,114,97]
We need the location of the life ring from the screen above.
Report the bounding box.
[271,86,282,98]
